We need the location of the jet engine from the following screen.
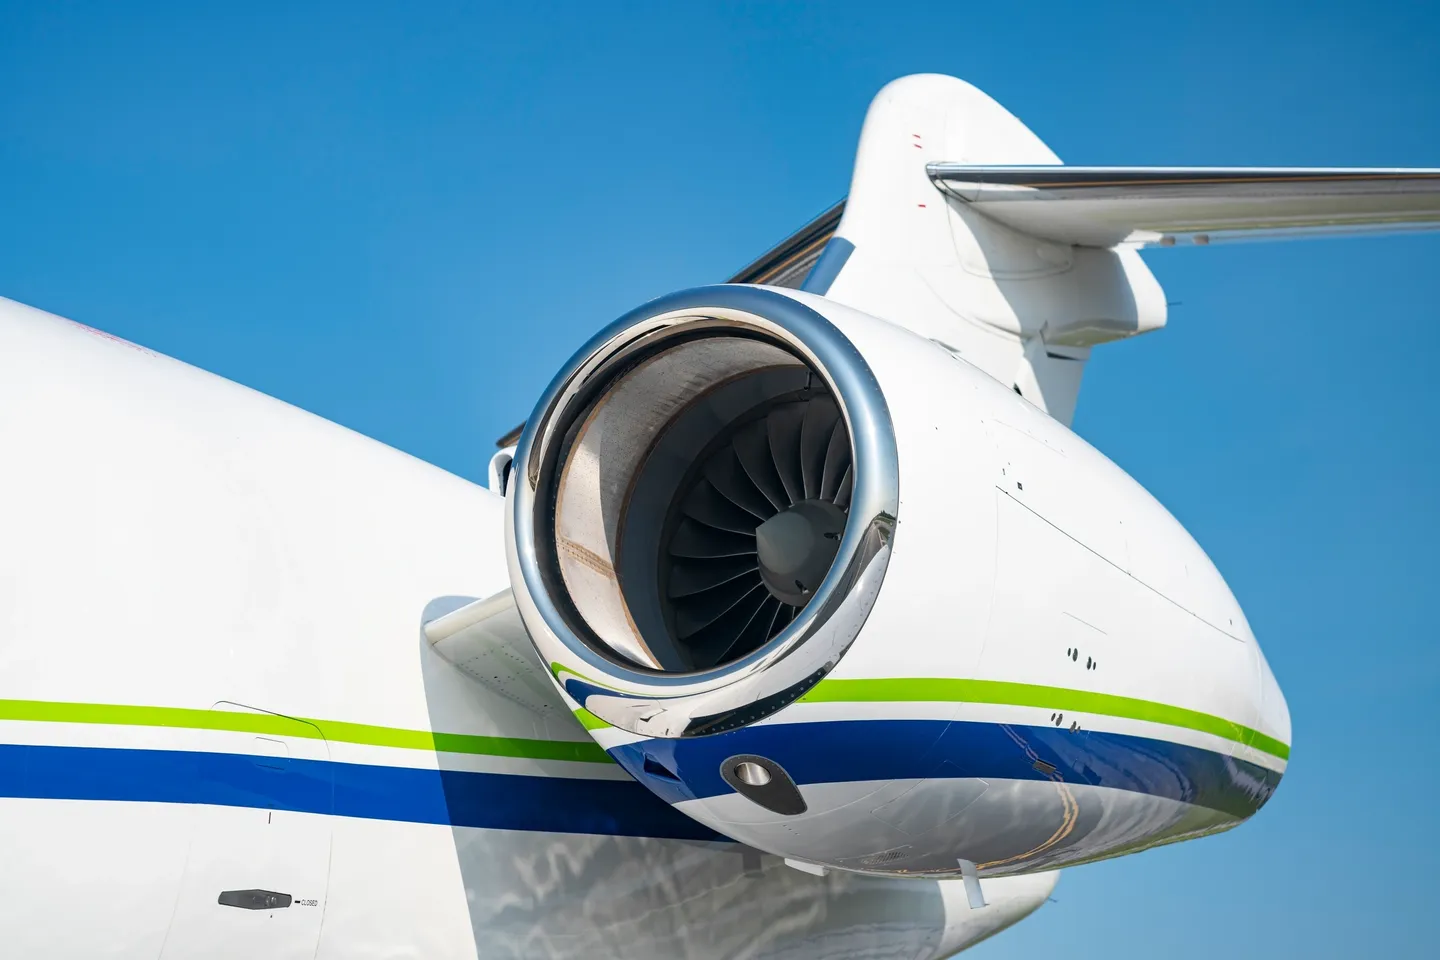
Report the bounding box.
[507,284,902,737]
[506,283,1285,878]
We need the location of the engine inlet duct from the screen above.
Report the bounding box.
[506,286,899,738]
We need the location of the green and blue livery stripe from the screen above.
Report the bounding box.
[0,699,612,765]
[548,672,1290,763]
[612,716,1282,821]
[0,742,723,840]
[800,678,1290,762]
[1,675,1289,765]
[0,687,1287,835]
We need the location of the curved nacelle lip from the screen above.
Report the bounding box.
[508,284,900,738]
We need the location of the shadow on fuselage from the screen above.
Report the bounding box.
[413,598,969,960]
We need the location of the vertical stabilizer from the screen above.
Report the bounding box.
[817,74,1167,424]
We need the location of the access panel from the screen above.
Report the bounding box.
[161,703,332,959]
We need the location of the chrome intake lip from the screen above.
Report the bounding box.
[508,285,900,738]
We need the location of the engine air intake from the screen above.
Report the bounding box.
[507,285,898,737]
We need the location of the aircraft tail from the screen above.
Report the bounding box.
[786,75,1166,425]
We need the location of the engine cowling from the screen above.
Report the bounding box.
[508,284,899,739]
[506,283,1288,878]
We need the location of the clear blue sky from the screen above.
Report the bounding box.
[2,2,1435,956]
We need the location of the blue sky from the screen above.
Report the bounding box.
[2,2,1436,955]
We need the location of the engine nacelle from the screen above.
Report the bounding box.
[507,284,1289,878]
[509,284,900,737]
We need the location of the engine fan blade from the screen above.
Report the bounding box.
[704,449,778,520]
[667,554,762,599]
[668,517,756,559]
[766,403,807,505]
[833,464,853,511]
[732,419,790,510]
[682,479,765,535]
[819,416,850,502]
[674,573,766,639]
[799,396,840,501]
[684,586,775,668]
[691,592,783,667]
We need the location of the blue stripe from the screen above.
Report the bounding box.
[0,719,1281,836]
[800,237,855,295]
[611,719,1280,820]
[0,744,725,841]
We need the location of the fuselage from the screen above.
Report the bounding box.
[0,299,1061,958]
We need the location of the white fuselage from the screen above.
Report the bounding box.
[0,298,1058,958]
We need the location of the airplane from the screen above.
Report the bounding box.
[2,72,1437,959]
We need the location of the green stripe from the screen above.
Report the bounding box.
[800,678,1290,762]
[0,699,612,765]
[573,708,612,731]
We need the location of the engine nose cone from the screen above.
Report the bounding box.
[757,500,846,606]
[756,511,813,575]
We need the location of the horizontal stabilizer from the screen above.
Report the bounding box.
[928,165,1440,247]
